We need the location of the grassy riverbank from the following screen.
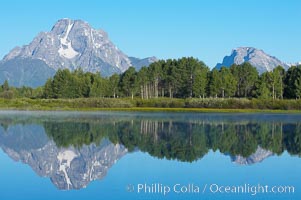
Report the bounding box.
[0,98,301,113]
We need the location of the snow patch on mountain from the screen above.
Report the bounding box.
[58,21,79,59]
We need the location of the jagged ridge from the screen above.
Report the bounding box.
[0,18,156,87]
[215,47,289,74]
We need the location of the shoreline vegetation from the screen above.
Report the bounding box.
[0,98,301,113]
[1,57,301,113]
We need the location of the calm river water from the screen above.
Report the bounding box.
[0,111,300,200]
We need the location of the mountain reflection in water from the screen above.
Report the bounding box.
[0,111,300,190]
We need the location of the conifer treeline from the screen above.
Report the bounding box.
[1,57,301,99]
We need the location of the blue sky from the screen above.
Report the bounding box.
[0,0,300,68]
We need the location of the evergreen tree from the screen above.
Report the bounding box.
[192,65,209,98]
[78,70,92,98]
[43,78,54,98]
[164,59,178,98]
[284,65,301,99]
[2,80,9,91]
[220,67,236,98]
[109,74,120,98]
[120,67,138,99]
[208,69,222,97]
[295,76,301,99]
[257,72,272,99]
[90,74,108,97]
[231,63,258,97]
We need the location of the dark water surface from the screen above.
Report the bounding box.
[0,111,300,200]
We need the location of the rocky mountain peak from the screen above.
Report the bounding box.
[216,47,289,74]
[3,18,132,71]
[0,18,156,87]
[52,19,90,32]
[51,18,109,55]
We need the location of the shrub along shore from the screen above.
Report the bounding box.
[0,97,301,113]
